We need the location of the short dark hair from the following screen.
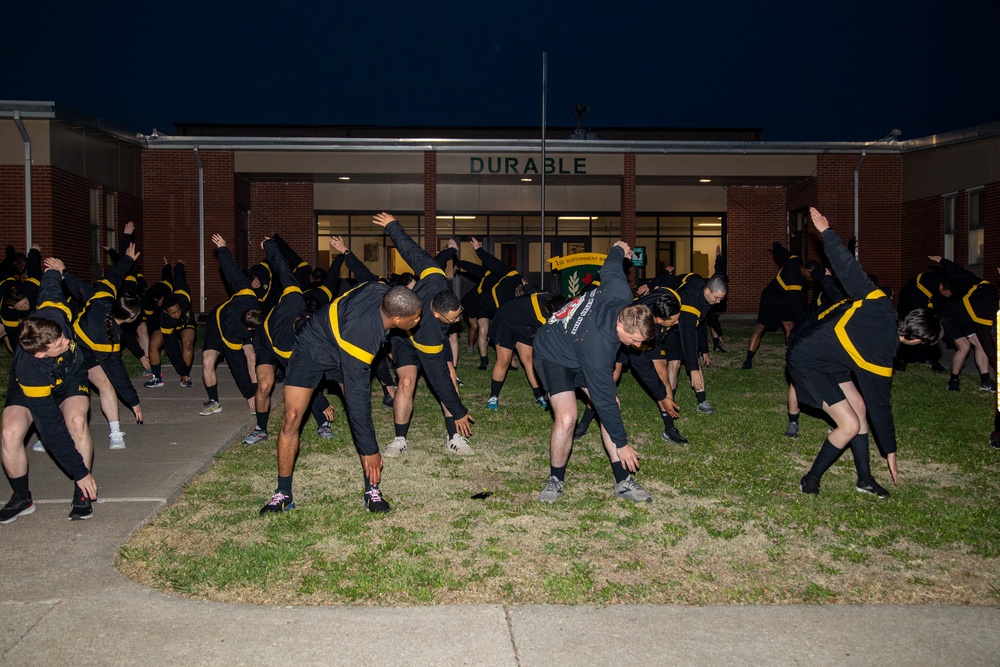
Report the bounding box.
[898,308,942,345]
[705,275,728,295]
[387,272,415,289]
[241,308,264,329]
[382,286,422,317]
[649,292,680,320]
[432,290,460,314]
[538,293,568,318]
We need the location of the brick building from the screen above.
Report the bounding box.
[1,101,997,314]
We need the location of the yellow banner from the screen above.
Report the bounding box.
[548,253,607,271]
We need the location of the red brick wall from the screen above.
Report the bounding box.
[142,150,235,313]
[0,165,29,251]
[621,154,637,284]
[424,152,437,252]
[816,154,902,293]
[727,186,788,312]
[249,181,315,266]
[900,196,943,279]
[49,168,93,277]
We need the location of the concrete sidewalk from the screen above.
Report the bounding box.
[1,366,997,666]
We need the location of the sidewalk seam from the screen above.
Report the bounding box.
[0,599,61,664]
[503,604,522,667]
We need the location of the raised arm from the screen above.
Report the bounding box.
[211,234,253,293]
[262,237,300,292]
[373,212,441,279]
[810,208,876,300]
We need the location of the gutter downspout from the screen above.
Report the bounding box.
[853,149,866,260]
[13,111,32,248]
[194,148,205,314]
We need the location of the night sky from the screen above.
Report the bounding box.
[4,1,999,141]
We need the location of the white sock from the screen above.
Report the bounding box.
[109,421,121,434]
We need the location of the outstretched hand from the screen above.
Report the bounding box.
[211,234,226,249]
[614,240,633,258]
[124,221,135,235]
[260,236,272,250]
[329,236,348,253]
[43,257,65,273]
[125,242,140,262]
[809,207,830,233]
[373,212,396,228]
[448,238,458,251]
[470,237,482,250]
[928,255,942,264]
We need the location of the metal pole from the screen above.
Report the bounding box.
[194,148,205,313]
[540,52,547,289]
[13,111,32,248]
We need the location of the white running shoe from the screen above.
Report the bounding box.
[383,436,409,458]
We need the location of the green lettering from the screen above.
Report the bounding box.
[574,157,586,174]
[470,157,484,174]
[523,158,538,174]
[505,157,519,174]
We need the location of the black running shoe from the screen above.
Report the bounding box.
[856,479,890,499]
[990,431,1000,449]
[947,377,960,391]
[0,494,35,524]
[662,427,689,444]
[713,340,727,353]
[929,362,946,373]
[800,474,820,495]
[741,360,753,370]
[382,393,394,408]
[259,491,295,515]
[364,486,391,513]
[69,497,93,521]
[572,422,590,441]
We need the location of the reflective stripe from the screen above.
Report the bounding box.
[476,271,492,294]
[318,285,332,300]
[407,330,443,354]
[491,270,518,307]
[37,300,72,320]
[833,290,892,378]
[73,319,119,354]
[964,282,994,326]
[530,293,545,324]
[680,304,702,324]
[776,269,803,291]
[817,300,848,320]
[160,326,175,335]
[915,272,934,304]
[19,383,52,398]
[328,288,375,364]
[1,317,20,328]
[176,290,191,302]
[97,279,117,297]
[216,289,256,352]
[419,266,445,280]
[281,285,302,298]
[263,319,292,359]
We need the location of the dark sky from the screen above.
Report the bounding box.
[4,1,999,141]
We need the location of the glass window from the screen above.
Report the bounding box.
[90,188,101,279]
[105,193,116,264]
[943,196,956,262]
[445,215,487,237]
[636,216,657,234]
[968,190,984,266]
[489,215,522,235]
[556,216,590,235]
[592,216,621,236]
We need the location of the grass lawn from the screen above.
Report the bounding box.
[109,322,1000,605]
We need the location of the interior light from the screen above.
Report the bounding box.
[521,178,533,182]
[696,222,722,228]
[338,176,351,181]
[558,216,597,221]
[438,215,477,220]
[699,178,712,183]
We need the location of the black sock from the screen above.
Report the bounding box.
[207,384,219,402]
[550,465,566,481]
[277,475,293,495]
[745,349,757,364]
[73,483,86,502]
[382,384,392,397]
[951,373,960,383]
[532,386,545,399]
[256,410,270,431]
[788,412,799,424]
[981,373,991,385]
[849,433,873,483]
[610,460,629,484]
[579,407,595,429]
[363,473,378,491]
[661,411,675,430]
[394,422,410,438]
[695,391,707,403]
[8,474,30,499]
[490,379,504,398]
[807,438,846,480]
[151,363,161,377]
[480,356,489,367]
[445,417,457,438]
[995,410,1000,431]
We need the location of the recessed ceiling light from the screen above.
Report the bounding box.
[338,176,351,181]
[521,178,533,182]
[558,216,597,220]
[699,178,712,183]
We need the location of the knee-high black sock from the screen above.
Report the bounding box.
[610,460,629,484]
[695,391,707,403]
[579,406,596,429]
[256,410,270,432]
[849,433,873,483]
[788,412,799,424]
[807,438,846,480]
[661,411,675,430]
[490,379,504,398]
[744,349,757,364]
[207,384,220,402]
[277,475,293,495]
[8,473,30,499]
[151,363,161,378]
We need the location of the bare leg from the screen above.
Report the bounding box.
[393,364,418,428]
[255,363,276,414]
[60,395,94,473]
[747,323,767,354]
[277,385,313,477]
[148,329,164,367]
[476,317,491,359]
[515,342,540,389]
[202,349,220,389]
[88,364,119,428]
[1,405,33,479]
[547,391,578,467]
[952,337,971,375]
[180,328,196,378]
